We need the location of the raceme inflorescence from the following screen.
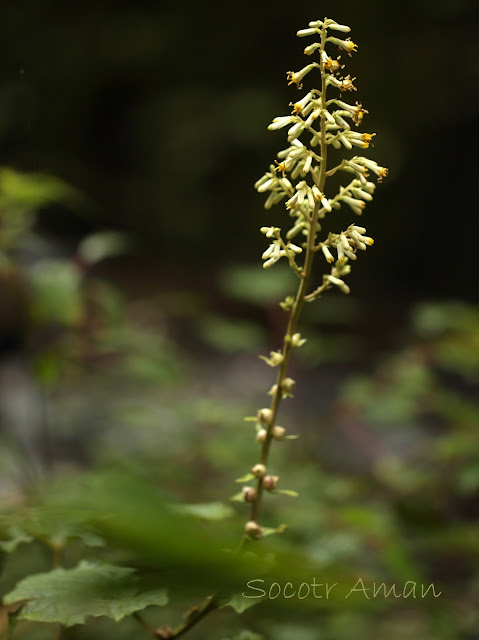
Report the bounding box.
[239,17,388,541]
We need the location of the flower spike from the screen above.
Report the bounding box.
[247,16,388,552]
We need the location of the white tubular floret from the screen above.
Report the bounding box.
[363,181,377,194]
[342,195,366,215]
[350,186,373,201]
[304,109,322,129]
[262,241,281,261]
[268,116,297,131]
[324,110,336,125]
[297,27,318,37]
[254,174,271,190]
[291,92,314,113]
[322,245,334,263]
[351,225,367,234]
[287,63,319,88]
[264,190,286,209]
[287,122,305,141]
[321,196,332,212]
[326,20,351,33]
[327,37,357,54]
[339,134,352,150]
[256,178,275,193]
[304,43,322,56]
[326,275,351,294]
[302,155,312,174]
[354,157,389,181]
[287,243,302,255]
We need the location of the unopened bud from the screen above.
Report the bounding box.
[245,520,263,539]
[291,333,307,347]
[263,475,279,491]
[272,426,286,440]
[256,429,267,444]
[242,487,257,502]
[282,378,296,393]
[252,464,267,478]
[257,408,274,425]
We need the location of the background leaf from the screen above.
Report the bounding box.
[221,592,262,614]
[169,502,234,521]
[3,560,168,626]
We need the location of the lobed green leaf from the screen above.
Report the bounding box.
[3,560,168,627]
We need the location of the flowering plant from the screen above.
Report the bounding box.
[241,16,388,542]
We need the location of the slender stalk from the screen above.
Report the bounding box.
[169,596,219,638]
[133,598,220,639]
[248,19,329,527]
[133,612,161,637]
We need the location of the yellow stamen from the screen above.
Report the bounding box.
[274,161,287,177]
[324,57,342,73]
[346,40,358,53]
[339,75,357,92]
[290,102,303,115]
[352,103,368,125]
[377,168,389,182]
[286,71,303,90]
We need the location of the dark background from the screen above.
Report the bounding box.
[0,0,478,327]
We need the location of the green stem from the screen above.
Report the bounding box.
[133,612,160,637]
[133,598,220,639]
[169,596,219,638]
[248,19,329,527]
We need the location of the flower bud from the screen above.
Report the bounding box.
[280,296,294,311]
[242,487,257,502]
[327,21,351,33]
[287,121,305,141]
[256,429,267,444]
[304,43,321,56]
[351,225,366,234]
[342,195,365,215]
[327,275,350,294]
[268,115,296,131]
[263,475,279,491]
[322,245,335,263]
[266,350,284,366]
[272,426,286,440]
[282,378,296,393]
[252,464,267,478]
[257,408,273,425]
[256,178,275,193]
[291,333,307,347]
[297,27,318,37]
[245,521,263,539]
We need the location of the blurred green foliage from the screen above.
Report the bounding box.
[0,163,477,640]
[1,259,478,640]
